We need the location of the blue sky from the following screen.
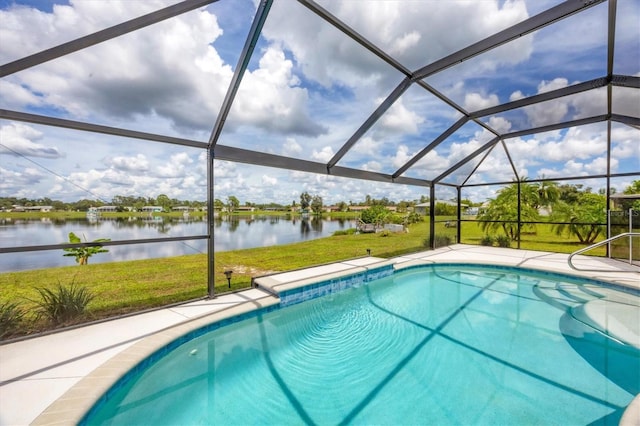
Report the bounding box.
[0,0,638,206]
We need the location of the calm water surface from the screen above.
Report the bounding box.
[0,216,355,272]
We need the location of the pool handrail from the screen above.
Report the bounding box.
[568,232,640,271]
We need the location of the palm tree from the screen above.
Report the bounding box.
[535,177,560,209]
[550,192,606,244]
[477,181,539,240]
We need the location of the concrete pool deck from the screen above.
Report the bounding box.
[1,245,638,425]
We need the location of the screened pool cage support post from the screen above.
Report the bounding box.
[517,181,522,249]
[429,184,436,249]
[456,187,462,244]
[207,149,215,299]
[629,209,634,265]
[605,119,612,257]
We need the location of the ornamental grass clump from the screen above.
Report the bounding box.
[0,301,25,339]
[480,235,495,246]
[495,234,512,248]
[32,281,95,325]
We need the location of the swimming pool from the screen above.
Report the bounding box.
[81,264,640,425]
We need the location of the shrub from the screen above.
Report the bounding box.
[495,235,512,248]
[434,235,452,248]
[379,229,391,237]
[480,235,495,246]
[0,301,25,339]
[360,205,390,224]
[32,281,95,325]
[406,212,423,224]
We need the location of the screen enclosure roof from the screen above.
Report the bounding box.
[1,0,638,196]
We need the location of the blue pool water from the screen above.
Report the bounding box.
[83,265,640,425]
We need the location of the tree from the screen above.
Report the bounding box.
[477,182,540,240]
[622,180,640,211]
[360,205,390,225]
[156,194,171,212]
[535,179,559,208]
[310,195,323,214]
[62,232,110,265]
[624,180,640,194]
[550,192,606,244]
[300,192,312,210]
[558,184,583,204]
[227,196,239,213]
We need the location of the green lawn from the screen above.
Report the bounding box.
[2,218,630,339]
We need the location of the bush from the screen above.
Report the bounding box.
[379,229,391,237]
[406,212,423,224]
[480,235,495,246]
[0,301,25,339]
[495,235,511,248]
[434,235,452,248]
[32,281,95,325]
[360,205,390,224]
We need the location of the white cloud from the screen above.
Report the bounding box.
[156,152,193,178]
[282,137,302,156]
[362,160,383,172]
[380,97,424,134]
[541,126,606,162]
[0,166,45,194]
[391,145,413,169]
[264,0,530,88]
[1,2,231,133]
[0,80,44,109]
[464,93,500,112]
[1,1,325,138]
[262,174,277,186]
[509,90,525,102]
[0,122,63,158]
[230,46,326,136]
[389,31,421,56]
[311,146,334,162]
[522,79,571,127]
[611,126,640,167]
[537,78,570,94]
[487,116,512,134]
[105,154,149,172]
[352,136,382,156]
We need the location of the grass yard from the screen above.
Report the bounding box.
[2,218,630,339]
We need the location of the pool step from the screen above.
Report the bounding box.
[534,282,640,347]
[532,283,594,310]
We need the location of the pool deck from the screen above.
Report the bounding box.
[1,245,639,425]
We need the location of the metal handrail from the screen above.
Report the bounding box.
[568,232,640,271]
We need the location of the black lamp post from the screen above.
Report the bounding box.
[224,270,233,288]
[367,248,371,256]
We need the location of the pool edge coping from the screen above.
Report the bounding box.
[30,294,280,426]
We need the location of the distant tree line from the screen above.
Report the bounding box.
[0,194,206,212]
[4,181,635,218]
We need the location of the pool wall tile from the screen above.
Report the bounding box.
[278,265,394,307]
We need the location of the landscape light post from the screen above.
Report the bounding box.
[224,270,233,288]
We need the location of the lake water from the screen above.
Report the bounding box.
[0,216,355,272]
